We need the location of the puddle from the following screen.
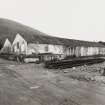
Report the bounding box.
[30,86,40,89]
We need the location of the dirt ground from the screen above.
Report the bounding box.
[1,58,105,105]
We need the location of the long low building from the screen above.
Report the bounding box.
[1,33,105,61]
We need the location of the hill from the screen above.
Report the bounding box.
[0,18,52,43]
[0,18,104,48]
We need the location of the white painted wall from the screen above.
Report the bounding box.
[48,44,64,54]
[11,35,105,57]
[12,33,27,54]
[99,48,105,55]
[27,43,48,54]
[1,38,12,53]
[64,46,104,57]
[27,43,64,55]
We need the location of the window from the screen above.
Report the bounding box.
[45,46,48,52]
[17,42,19,49]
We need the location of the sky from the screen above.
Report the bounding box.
[0,0,105,41]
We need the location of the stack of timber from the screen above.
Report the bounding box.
[45,57,105,69]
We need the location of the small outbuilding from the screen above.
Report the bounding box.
[0,38,12,54]
[12,33,27,55]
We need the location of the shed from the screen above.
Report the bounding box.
[12,33,27,54]
[0,38,12,54]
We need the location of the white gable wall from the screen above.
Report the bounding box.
[12,34,27,54]
[1,38,12,53]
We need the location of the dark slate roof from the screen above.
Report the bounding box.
[25,35,105,48]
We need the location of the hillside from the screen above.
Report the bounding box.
[0,18,52,43]
[0,18,104,48]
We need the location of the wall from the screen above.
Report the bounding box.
[1,39,12,54]
[48,44,64,54]
[11,36,105,57]
[27,43,64,55]
[27,43,48,54]
[63,46,105,57]
[99,47,105,55]
[12,34,27,54]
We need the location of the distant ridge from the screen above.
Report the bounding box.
[0,18,104,48]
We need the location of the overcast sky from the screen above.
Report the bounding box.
[0,0,105,41]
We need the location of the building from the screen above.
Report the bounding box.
[0,38,12,54]
[11,33,27,54]
[6,33,105,61]
[28,43,64,54]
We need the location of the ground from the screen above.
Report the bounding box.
[0,58,105,105]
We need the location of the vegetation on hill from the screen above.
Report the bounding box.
[0,18,104,49]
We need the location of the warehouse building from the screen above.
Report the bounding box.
[11,34,27,55]
[2,33,105,61]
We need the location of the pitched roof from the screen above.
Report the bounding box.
[23,34,105,47]
[3,38,11,47]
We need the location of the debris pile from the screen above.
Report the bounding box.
[61,62,105,84]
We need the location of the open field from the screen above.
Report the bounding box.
[0,58,105,105]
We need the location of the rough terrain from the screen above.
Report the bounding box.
[0,58,105,105]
